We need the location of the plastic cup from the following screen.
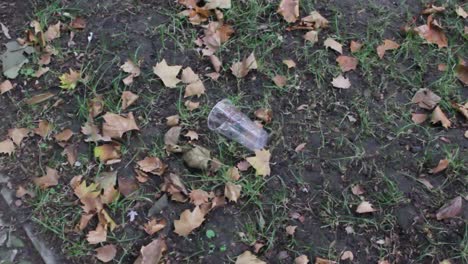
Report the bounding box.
[208,99,269,151]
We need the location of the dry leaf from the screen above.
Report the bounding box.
[331,75,351,89]
[283,59,296,68]
[90,95,104,118]
[237,160,251,171]
[227,167,240,180]
[26,93,55,105]
[286,225,297,235]
[417,178,434,189]
[38,53,51,65]
[415,15,448,48]
[436,196,462,220]
[304,31,318,43]
[422,5,445,15]
[189,189,210,206]
[210,55,222,72]
[452,102,468,119]
[94,144,121,164]
[118,176,139,197]
[33,167,59,189]
[185,80,206,98]
[34,120,52,138]
[153,59,182,88]
[456,6,468,18]
[431,106,451,128]
[336,56,358,72]
[8,128,30,146]
[246,149,271,177]
[70,17,86,30]
[315,257,337,264]
[162,173,188,202]
[59,69,81,89]
[54,129,73,142]
[277,0,299,23]
[231,52,258,78]
[0,80,14,94]
[0,139,15,155]
[81,122,110,142]
[121,91,139,110]
[350,41,363,53]
[301,11,329,29]
[272,75,287,87]
[185,100,200,111]
[254,108,272,123]
[225,182,241,202]
[45,22,61,42]
[205,72,220,80]
[164,126,181,146]
[235,251,266,264]
[96,171,119,204]
[324,38,343,54]
[411,88,441,109]
[166,115,179,127]
[16,186,35,198]
[294,255,309,264]
[204,0,232,9]
[377,39,400,59]
[181,67,199,84]
[455,60,468,86]
[87,224,107,244]
[429,159,449,174]
[137,157,166,176]
[134,238,167,264]
[294,143,306,152]
[182,145,211,170]
[438,64,447,72]
[184,130,199,140]
[356,201,377,213]
[35,67,50,78]
[351,185,365,195]
[411,113,428,124]
[341,251,354,260]
[102,112,139,139]
[143,218,166,235]
[95,245,117,263]
[174,206,206,236]
[64,145,77,165]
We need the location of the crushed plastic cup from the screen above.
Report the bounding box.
[208,99,269,151]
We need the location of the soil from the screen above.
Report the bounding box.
[0,0,467,263]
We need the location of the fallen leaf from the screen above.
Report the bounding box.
[341,251,354,260]
[189,189,210,206]
[34,120,52,138]
[95,244,117,263]
[134,238,167,264]
[452,102,468,119]
[235,251,266,264]
[294,143,306,153]
[277,0,299,23]
[33,167,59,189]
[0,80,14,94]
[336,56,358,72]
[272,75,287,87]
[286,225,297,235]
[246,149,271,177]
[98,209,117,231]
[301,11,329,29]
[315,257,337,264]
[231,52,258,78]
[184,130,199,140]
[411,88,441,109]
[8,128,30,146]
[87,224,107,244]
[38,53,51,65]
[351,185,365,196]
[174,206,206,236]
[225,182,241,202]
[182,145,211,170]
[377,39,400,59]
[331,75,351,89]
[96,171,119,204]
[455,60,468,86]
[431,106,451,128]
[429,159,449,174]
[350,41,363,53]
[102,112,139,139]
[94,144,121,164]
[227,167,240,180]
[70,17,86,30]
[153,59,182,88]
[283,59,296,68]
[162,173,188,202]
[165,115,179,127]
[204,0,232,9]
[422,5,445,15]
[54,129,73,142]
[0,23,11,39]
[44,22,61,42]
[417,178,434,189]
[35,67,50,78]
[118,176,139,197]
[304,31,318,43]
[81,122,110,142]
[294,255,309,264]
[63,145,77,165]
[437,64,447,71]
[210,55,222,72]
[26,92,55,105]
[411,113,428,124]
[121,60,141,85]
[59,69,81,89]
[137,157,166,176]
[436,196,462,220]
[253,242,264,254]
[185,80,205,98]
[254,108,272,123]
[0,139,15,155]
[456,6,468,18]
[89,95,104,118]
[205,72,220,80]
[164,126,181,147]
[181,67,199,84]
[356,201,377,213]
[237,160,251,171]
[324,38,343,54]
[185,100,200,111]
[16,186,35,198]
[415,15,448,48]
[143,218,166,235]
[121,91,139,110]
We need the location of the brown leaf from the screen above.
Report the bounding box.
[417,178,434,190]
[94,144,121,164]
[185,100,200,111]
[174,206,206,236]
[341,251,354,260]
[422,5,445,15]
[33,167,59,189]
[8,128,30,146]
[121,91,139,110]
[134,238,167,264]
[184,130,199,141]
[210,55,222,72]
[34,120,52,138]
[185,80,206,98]
[181,67,199,84]
[452,102,468,119]
[356,201,377,213]
[16,186,35,198]
[96,171,119,204]
[282,59,296,68]
[0,139,15,155]
[38,53,51,65]
[189,189,210,206]
[205,72,220,80]
[0,80,14,94]
[415,15,448,48]
[153,59,182,88]
[164,126,181,146]
[89,95,104,118]
[227,166,241,180]
[102,112,139,139]
[120,60,141,85]
[95,244,117,263]
[231,52,258,78]
[237,160,251,171]
[81,122,111,142]
[182,145,211,170]
[118,176,139,196]
[315,257,337,264]
[331,75,351,89]
[350,41,363,53]
[63,145,78,165]
[303,31,318,43]
[436,196,462,220]
[351,184,365,195]
[44,22,61,42]
[225,182,241,202]
[26,93,55,105]
[277,0,299,23]
[137,157,167,176]
[411,113,428,124]
[246,149,271,177]
[166,115,180,127]
[324,38,343,54]
[294,255,309,264]
[455,60,468,86]
[54,128,73,142]
[272,75,287,87]
[162,173,188,201]
[301,11,329,29]
[70,17,86,29]
[143,218,166,235]
[235,251,266,264]
[87,224,107,244]
[431,106,451,128]
[429,159,449,174]
[438,64,447,72]
[336,56,358,72]
[254,108,273,123]
[35,67,50,78]
[411,88,441,109]
[377,39,400,59]
[286,225,297,236]
[456,6,468,18]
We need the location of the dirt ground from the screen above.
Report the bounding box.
[0,0,467,263]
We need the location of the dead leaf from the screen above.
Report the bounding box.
[134,238,167,264]
[38,53,51,65]
[336,56,358,72]
[422,5,445,15]
[118,176,139,197]
[237,160,251,171]
[33,167,59,189]
[162,173,188,202]
[246,149,271,177]
[431,106,451,128]
[165,115,179,127]
[350,41,363,53]
[411,88,441,109]
[0,80,14,94]
[294,143,306,153]
[356,201,377,213]
[205,72,220,80]
[174,206,206,236]
[63,145,77,165]
[455,60,468,86]
[436,196,462,220]
[94,144,121,164]
[301,11,329,29]
[331,75,351,89]
[227,167,240,180]
[16,186,35,198]
[44,22,61,42]
[87,224,107,244]
[8,128,30,146]
[286,225,297,236]
[34,120,52,138]
[283,59,296,68]
[35,67,50,78]
[315,257,337,264]
[377,39,400,59]
[95,244,117,263]
[415,15,448,48]
[235,251,266,264]
[182,145,211,170]
[351,185,365,196]
[456,6,468,18]
[204,0,232,9]
[102,112,139,139]
[143,218,166,235]
[59,69,81,89]
[121,91,139,110]
[231,52,258,78]
[70,17,86,30]
[254,108,272,123]
[184,130,199,141]
[304,31,318,43]
[417,178,433,189]
[0,23,11,39]
[90,95,104,118]
[54,129,73,142]
[153,59,182,88]
[96,171,119,204]
[0,139,15,155]
[225,182,241,202]
[185,100,200,111]
[164,126,181,146]
[438,64,447,71]
[294,255,309,264]
[429,159,449,174]
[341,251,354,260]
[137,157,166,176]
[210,55,222,72]
[277,0,299,23]
[181,67,200,84]
[272,75,287,87]
[185,80,205,98]
[26,92,55,105]
[452,102,468,119]
[81,122,111,142]
[189,189,210,206]
[324,38,343,54]
[411,113,428,124]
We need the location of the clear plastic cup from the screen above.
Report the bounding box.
[208,99,269,151]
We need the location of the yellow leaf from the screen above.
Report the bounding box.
[246,149,271,177]
[59,69,81,89]
[153,59,182,88]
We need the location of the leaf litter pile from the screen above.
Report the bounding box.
[0,0,467,263]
